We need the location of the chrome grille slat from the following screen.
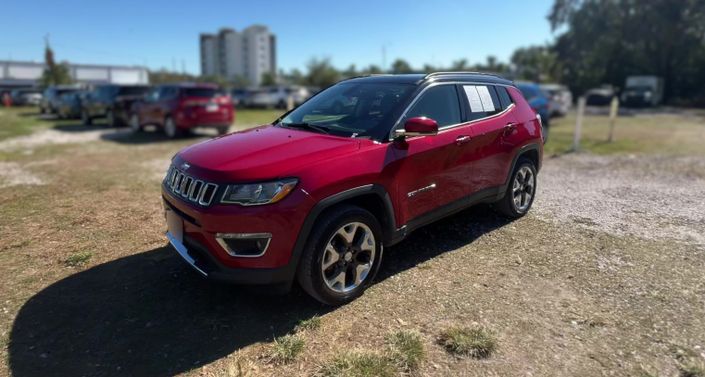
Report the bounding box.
[164,165,218,206]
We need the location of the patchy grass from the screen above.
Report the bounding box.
[680,359,705,377]
[234,109,283,127]
[386,330,425,371]
[438,326,497,359]
[0,107,78,142]
[544,110,705,156]
[318,351,396,377]
[269,334,305,364]
[63,251,92,267]
[295,315,322,332]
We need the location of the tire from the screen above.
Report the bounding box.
[297,205,383,306]
[106,110,117,127]
[163,116,181,139]
[216,126,229,135]
[129,113,142,133]
[81,110,92,125]
[494,157,537,218]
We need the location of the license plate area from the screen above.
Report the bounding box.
[205,103,218,112]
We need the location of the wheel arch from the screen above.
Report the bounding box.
[286,184,397,283]
[497,143,542,200]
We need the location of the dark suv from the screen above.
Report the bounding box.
[162,72,543,305]
[130,83,233,138]
[81,84,150,126]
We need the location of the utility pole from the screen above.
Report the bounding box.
[381,45,387,72]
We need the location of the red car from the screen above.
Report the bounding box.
[162,72,543,305]
[130,83,233,138]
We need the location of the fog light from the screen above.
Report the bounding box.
[215,233,271,257]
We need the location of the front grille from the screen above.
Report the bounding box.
[165,166,218,206]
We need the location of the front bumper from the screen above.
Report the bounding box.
[162,185,316,284]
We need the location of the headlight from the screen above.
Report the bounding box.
[220,178,298,206]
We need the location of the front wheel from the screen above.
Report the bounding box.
[216,126,230,135]
[297,205,383,306]
[494,157,537,218]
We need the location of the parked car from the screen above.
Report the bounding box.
[248,85,312,108]
[621,76,664,107]
[10,88,43,106]
[40,85,81,114]
[56,92,85,119]
[81,84,150,126]
[162,72,543,305]
[129,83,233,138]
[585,85,616,106]
[516,82,550,139]
[230,89,252,107]
[540,84,572,117]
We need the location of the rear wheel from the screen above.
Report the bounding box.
[81,110,92,125]
[216,126,230,135]
[129,114,142,133]
[297,205,383,306]
[494,157,537,218]
[164,116,181,139]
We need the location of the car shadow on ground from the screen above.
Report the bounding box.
[8,205,510,376]
[52,122,114,133]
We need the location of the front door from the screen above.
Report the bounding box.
[387,84,474,225]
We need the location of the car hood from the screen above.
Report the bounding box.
[176,125,361,181]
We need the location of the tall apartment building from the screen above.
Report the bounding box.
[200,25,276,87]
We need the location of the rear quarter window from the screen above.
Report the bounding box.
[461,85,501,121]
[496,86,514,109]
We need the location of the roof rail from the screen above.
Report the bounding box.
[339,73,394,82]
[424,71,504,79]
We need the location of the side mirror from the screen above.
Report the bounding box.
[394,117,439,139]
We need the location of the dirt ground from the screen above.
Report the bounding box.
[1,110,704,377]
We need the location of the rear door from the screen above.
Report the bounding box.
[461,84,519,192]
[390,84,474,225]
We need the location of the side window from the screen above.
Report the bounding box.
[158,87,176,100]
[146,88,161,102]
[462,85,501,121]
[496,86,514,109]
[405,85,461,127]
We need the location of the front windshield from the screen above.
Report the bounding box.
[279,82,415,140]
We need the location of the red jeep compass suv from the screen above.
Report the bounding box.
[130,83,233,138]
[162,72,543,305]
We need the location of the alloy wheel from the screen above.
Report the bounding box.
[512,166,535,212]
[321,222,376,293]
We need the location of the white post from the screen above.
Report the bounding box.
[607,96,619,142]
[573,96,586,152]
[286,95,294,111]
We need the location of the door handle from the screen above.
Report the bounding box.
[455,135,471,145]
[503,122,518,135]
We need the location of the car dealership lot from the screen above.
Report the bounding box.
[1,108,704,376]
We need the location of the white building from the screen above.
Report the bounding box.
[0,60,148,88]
[200,25,276,87]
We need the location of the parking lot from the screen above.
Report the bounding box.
[1,107,704,376]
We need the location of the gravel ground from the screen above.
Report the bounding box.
[535,153,705,250]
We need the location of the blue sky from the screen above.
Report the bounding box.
[1,0,556,74]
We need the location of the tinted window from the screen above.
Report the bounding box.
[405,85,461,127]
[183,88,217,98]
[496,86,514,109]
[462,85,500,121]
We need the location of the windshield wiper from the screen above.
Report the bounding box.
[279,122,330,134]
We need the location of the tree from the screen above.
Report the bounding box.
[361,65,383,75]
[548,0,705,103]
[148,69,196,85]
[39,40,72,87]
[341,64,358,78]
[390,59,413,74]
[261,71,277,86]
[304,58,340,88]
[510,46,560,82]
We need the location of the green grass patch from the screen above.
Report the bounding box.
[270,334,305,364]
[64,251,93,267]
[386,330,425,371]
[295,315,322,332]
[318,351,396,377]
[544,111,705,156]
[438,326,497,358]
[0,107,78,142]
[680,359,705,377]
[234,109,283,127]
